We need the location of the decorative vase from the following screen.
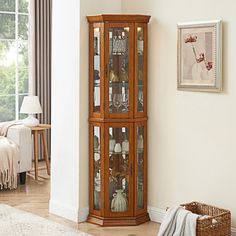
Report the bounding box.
[111,189,128,212]
[110,70,119,82]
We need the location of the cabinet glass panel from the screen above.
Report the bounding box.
[108,27,129,114]
[94,126,101,210]
[137,27,144,112]
[137,126,144,209]
[93,28,101,113]
[109,127,129,212]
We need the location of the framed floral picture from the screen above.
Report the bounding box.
[177,20,222,92]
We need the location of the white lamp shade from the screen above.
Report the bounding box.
[20,96,42,114]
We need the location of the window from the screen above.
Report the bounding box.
[0,0,30,121]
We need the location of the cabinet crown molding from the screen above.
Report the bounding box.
[87,14,151,23]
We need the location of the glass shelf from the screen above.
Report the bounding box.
[111,52,128,56]
[109,81,128,87]
[109,151,129,155]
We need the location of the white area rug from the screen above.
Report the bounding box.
[0,204,92,236]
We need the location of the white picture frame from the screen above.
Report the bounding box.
[177,20,222,92]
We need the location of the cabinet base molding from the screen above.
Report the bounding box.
[87,213,150,226]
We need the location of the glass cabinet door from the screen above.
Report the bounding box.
[93,27,101,113]
[106,124,133,216]
[135,24,147,117]
[90,123,104,216]
[106,24,133,118]
[93,126,101,210]
[90,23,104,118]
[136,126,144,209]
[135,122,147,214]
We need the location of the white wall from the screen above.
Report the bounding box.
[122,0,236,226]
[50,0,80,221]
[50,0,121,222]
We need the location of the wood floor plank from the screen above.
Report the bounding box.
[0,162,159,236]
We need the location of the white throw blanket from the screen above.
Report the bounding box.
[158,206,199,236]
[0,121,20,189]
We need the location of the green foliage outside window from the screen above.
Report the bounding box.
[0,0,29,122]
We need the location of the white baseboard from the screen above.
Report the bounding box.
[49,200,89,223]
[147,205,236,235]
[49,200,79,222]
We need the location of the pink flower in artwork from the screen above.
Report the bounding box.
[184,34,213,71]
[196,53,205,63]
[184,35,197,43]
[206,62,213,71]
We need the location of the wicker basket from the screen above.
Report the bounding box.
[181,202,231,236]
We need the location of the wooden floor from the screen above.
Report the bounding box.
[0,162,159,236]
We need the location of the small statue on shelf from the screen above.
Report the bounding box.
[110,70,119,82]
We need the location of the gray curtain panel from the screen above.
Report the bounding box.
[34,0,52,159]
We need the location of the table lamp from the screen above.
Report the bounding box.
[20,95,42,127]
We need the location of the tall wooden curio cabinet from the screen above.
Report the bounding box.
[87,15,151,226]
